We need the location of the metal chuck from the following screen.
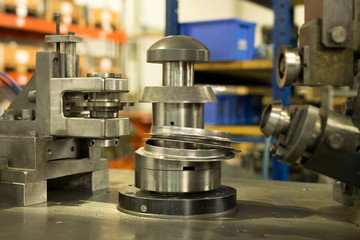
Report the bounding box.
[118,35,239,216]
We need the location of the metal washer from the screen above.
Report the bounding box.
[118,185,237,217]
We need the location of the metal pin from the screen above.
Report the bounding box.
[55,12,61,52]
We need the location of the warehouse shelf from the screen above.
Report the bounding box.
[249,0,303,8]
[204,125,263,136]
[0,13,126,43]
[194,60,272,85]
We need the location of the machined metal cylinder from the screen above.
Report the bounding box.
[65,32,77,78]
[163,62,194,86]
[152,103,204,128]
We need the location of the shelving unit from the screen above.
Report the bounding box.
[205,125,262,136]
[195,60,272,85]
[0,13,126,43]
[0,12,126,86]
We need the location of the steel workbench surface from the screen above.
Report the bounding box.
[0,169,359,240]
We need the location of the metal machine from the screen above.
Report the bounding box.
[0,13,133,206]
[118,35,239,216]
[260,0,360,223]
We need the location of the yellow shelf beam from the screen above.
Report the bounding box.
[205,125,263,136]
[195,60,272,71]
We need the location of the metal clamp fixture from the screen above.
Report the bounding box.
[0,12,133,206]
[118,35,238,216]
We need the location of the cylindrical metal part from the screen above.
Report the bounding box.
[55,12,61,52]
[162,62,194,86]
[135,150,221,193]
[3,109,16,120]
[28,90,36,103]
[65,32,76,78]
[260,101,290,137]
[152,103,204,128]
[22,109,34,121]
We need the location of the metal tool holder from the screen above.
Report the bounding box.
[118,35,238,216]
[0,12,133,206]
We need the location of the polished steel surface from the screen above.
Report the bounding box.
[152,103,204,128]
[135,149,221,192]
[275,45,301,87]
[260,100,290,137]
[0,169,359,240]
[147,35,210,63]
[150,125,232,142]
[163,62,194,86]
[139,86,217,103]
[144,140,231,160]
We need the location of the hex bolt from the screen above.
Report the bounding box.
[326,134,344,150]
[329,26,347,44]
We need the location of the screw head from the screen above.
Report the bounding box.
[326,134,344,150]
[140,205,147,212]
[329,26,347,44]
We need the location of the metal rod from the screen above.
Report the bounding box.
[55,12,61,52]
[162,62,194,86]
[65,32,76,77]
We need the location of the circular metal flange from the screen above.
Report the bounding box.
[118,185,236,217]
[260,101,290,137]
[145,140,230,160]
[276,45,301,88]
[139,86,217,103]
[147,35,210,63]
[138,145,235,162]
[151,125,231,141]
[147,137,241,152]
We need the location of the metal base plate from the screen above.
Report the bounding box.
[118,185,236,217]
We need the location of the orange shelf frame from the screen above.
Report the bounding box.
[0,13,126,43]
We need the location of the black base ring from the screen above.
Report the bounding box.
[118,185,237,217]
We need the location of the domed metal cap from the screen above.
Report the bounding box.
[147,35,210,63]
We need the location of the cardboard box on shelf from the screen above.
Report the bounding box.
[1,42,43,73]
[0,0,44,18]
[45,0,85,26]
[88,8,120,31]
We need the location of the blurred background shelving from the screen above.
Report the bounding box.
[0,0,125,90]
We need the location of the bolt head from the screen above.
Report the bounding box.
[326,134,344,150]
[329,26,347,44]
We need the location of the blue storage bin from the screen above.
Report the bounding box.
[235,96,247,125]
[234,95,263,125]
[180,18,256,61]
[204,94,237,125]
[246,95,263,125]
[204,94,263,125]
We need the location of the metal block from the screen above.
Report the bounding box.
[299,19,354,86]
[0,181,47,206]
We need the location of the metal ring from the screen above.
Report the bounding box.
[144,140,229,159]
